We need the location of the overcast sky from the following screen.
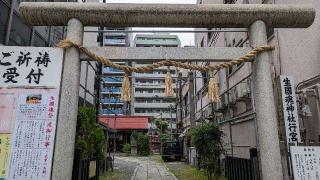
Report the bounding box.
[105,0,197,46]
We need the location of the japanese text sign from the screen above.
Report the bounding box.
[0,47,63,88]
[0,134,10,179]
[290,146,320,180]
[280,75,301,146]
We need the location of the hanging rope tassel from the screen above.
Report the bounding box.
[165,66,174,97]
[208,70,220,103]
[121,73,131,102]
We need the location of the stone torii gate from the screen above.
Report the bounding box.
[19,2,315,180]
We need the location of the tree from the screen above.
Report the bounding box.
[189,123,224,180]
[75,107,105,160]
[155,118,170,154]
[155,118,169,133]
[131,131,150,156]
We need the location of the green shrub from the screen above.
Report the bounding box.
[75,107,105,160]
[155,118,169,132]
[122,143,131,153]
[131,131,150,156]
[160,133,171,143]
[189,123,224,180]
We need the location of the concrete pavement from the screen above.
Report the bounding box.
[115,155,177,180]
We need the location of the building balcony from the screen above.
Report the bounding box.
[104,32,127,37]
[134,84,176,89]
[103,67,124,74]
[135,64,174,71]
[101,98,123,104]
[134,73,177,78]
[100,109,124,115]
[134,102,175,108]
[102,77,123,84]
[103,38,126,46]
[134,112,176,119]
[101,87,121,94]
[134,92,176,98]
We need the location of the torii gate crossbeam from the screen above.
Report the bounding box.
[19,2,315,180]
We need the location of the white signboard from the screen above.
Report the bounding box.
[280,75,301,145]
[290,146,320,180]
[0,46,63,180]
[8,91,59,180]
[0,47,63,88]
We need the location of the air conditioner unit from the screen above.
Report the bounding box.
[216,101,222,110]
[204,107,213,119]
[204,108,209,118]
[216,93,228,110]
[229,87,237,103]
[235,81,251,100]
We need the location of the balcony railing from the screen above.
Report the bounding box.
[101,98,123,103]
[102,77,123,83]
[134,92,176,98]
[100,109,123,115]
[195,103,213,121]
[215,75,252,111]
[101,87,121,93]
[134,102,175,108]
[103,67,124,74]
[103,38,126,45]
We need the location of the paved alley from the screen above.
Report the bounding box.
[114,155,177,180]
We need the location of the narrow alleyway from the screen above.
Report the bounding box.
[112,155,177,180]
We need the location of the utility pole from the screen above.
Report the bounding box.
[113,114,116,168]
[176,72,183,132]
[189,72,195,127]
[169,105,173,141]
[160,112,163,155]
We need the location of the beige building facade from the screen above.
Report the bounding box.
[178,0,320,177]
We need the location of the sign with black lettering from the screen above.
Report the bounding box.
[0,46,63,180]
[291,146,320,180]
[0,47,63,88]
[280,75,301,145]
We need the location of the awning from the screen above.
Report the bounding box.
[99,115,149,130]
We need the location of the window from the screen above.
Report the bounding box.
[49,27,64,45]
[200,38,204,47]
[208,28,213,41]
[153,99,161,103]
[224,0,237,4]
[32,32,47,47]
[33,26,50,42]
[0,1,9,44]
[9,14,31,46]
[267,27,274,40]
[202,71,209,85]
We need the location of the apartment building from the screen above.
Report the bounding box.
[98,27,132,115]
[178,0,320,177]
[131,34,180,123]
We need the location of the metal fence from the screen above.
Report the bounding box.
[72,150,114,180]
[72,158,98,180]
[225,148,260,180]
